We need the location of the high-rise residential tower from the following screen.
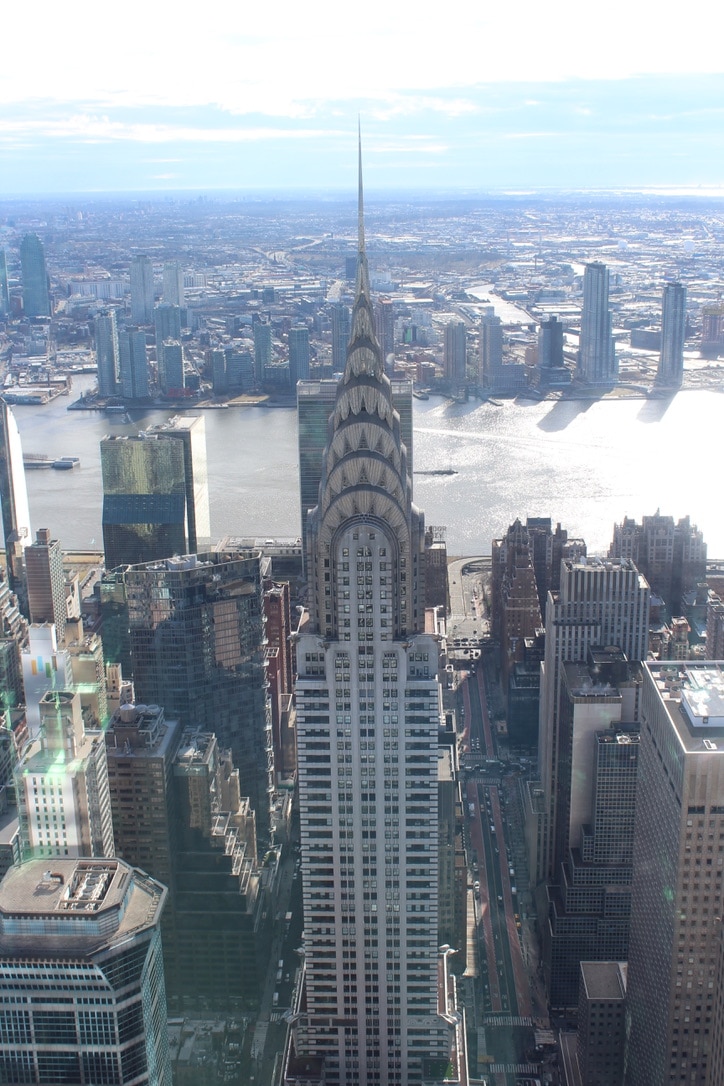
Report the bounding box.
[577,262,616,385]
[118,327,149,400]
[0,249,9,317]
[0,398,32,609]
[95,310,120,398]
[289,150,455,1086]
[289,325,311,385]
[163,260,184,306]
[444,319,467,385]
[658,281,687,386]
[130,255,155,325]
[330,302,351,371]
[20,233,50,317]
[624,662,724,1086]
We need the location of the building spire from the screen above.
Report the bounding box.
[355,122,373,306]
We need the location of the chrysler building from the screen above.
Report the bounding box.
[288,145,456,1085]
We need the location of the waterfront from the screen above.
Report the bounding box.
[8,377,724,557]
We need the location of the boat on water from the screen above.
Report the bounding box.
[488,398,504,407]
[414,468,458,476]
[413,390,430,401]
[23,454,80,470]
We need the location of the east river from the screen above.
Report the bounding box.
[9,376,724,558]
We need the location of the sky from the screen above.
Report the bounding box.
[1,0,724,194]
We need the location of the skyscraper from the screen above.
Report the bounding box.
[444,319,466,384]
[375,297,396,374]
[289,325,311,385]
[577,261,617,385]
[480,312,503,386]
[25,527,66,644]
[163,260,184,306]
[0,398,32,609]
[330,301,351,371]
[0,857,171,1086]
[535,556,650,884]
[146,414,210,552]
[625,662,724,1086]
[118,327,149,400]
[253,319,272,385]
[130,254,155,324]
[658,280,687,386]
[20,233,50,317]
[101,434,189,569]
[121,549,273,842]
[15,688,114,859]
[289,150,455,1086]
[0,249,9,317]
[95,310,120,398]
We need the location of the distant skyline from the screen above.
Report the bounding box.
[1,2,724,194]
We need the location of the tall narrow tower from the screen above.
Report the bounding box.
[291,143,454,1086]
[20,233,50,318]
[577,262,616,385]
[0,398,32,611]
[658,281,687,386]
[130,255,155,325]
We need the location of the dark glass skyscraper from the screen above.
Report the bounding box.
[20,233,50,318]
[122,549,273,842]
[101,434,188,569]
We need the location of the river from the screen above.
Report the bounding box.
[9,376,724,558]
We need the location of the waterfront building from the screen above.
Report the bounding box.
[121,549,273,842]
[577,262,616,385]
[163,260,184,306]
[253,319,272,385]
[130,254,155,325]
[536,315,571,390]
[159,339,184,395]
[624,662,724,1086]
[0,249,10,317]
[289,325,311,385]
[0,856,171,1086]
[25,528,66,644]
[534,557,649,885]
[658,281,687,386]
[444,319,466,385]
[118,327,150,400]
[14,688,114,859]
[297,377,413,563]
[20,233,50,317]
[288,154,457,1086]
[95,310,120,398]
[542,648,641,1007]
[0,398,32,611]
[100,433,188,569]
